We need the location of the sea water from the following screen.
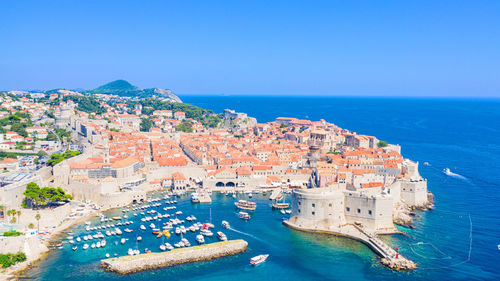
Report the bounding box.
[26,97,500,280]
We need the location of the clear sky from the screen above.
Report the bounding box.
[1,0,499,97]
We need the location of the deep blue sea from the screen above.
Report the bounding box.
[27,96,500,280]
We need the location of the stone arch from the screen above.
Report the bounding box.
[216,182,225,187]
[226,182,235,187]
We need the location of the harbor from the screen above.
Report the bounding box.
[101,240,248,274]
[22,190,469,281]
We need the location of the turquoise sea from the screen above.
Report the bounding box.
[26,97,500,280]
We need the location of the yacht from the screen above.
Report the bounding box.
[250,254,269,266]
[83,244,89,250]
[222,221,230,228]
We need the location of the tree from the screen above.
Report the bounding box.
[28,223,34,229]
[35,213,41,232]
[377,141,388,148]
[175,120,193,133]
[23,182,72,208]
[140,118,152,132]
[16,210,21,224]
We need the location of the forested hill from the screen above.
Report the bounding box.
[87,80,182,102]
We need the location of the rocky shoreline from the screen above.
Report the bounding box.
[100,240,248,274]
[393,192,435,228]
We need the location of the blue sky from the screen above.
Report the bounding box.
[1,0,499,97]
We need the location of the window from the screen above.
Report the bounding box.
[368,210,372,215]
[329,203,332,207]
[298,202,301,205]
[357,209,361,214]
[312,203,315,207]
[312,211,315,215]
[346,207,350,212]
[298,209,301,213]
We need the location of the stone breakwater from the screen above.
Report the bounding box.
[283,220,417,271]
[100,239,248,274]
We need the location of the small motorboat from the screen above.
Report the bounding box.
[222,220,230,228]
[238,212,251,220]
[128,248,134,256]
[105,253,110,258]
[137,236,142,242]
[250,254,269,266]
[72,246,78,251]
[165,243,174,250]
[217,231,227,241]
[196,234,205,244]
[83,244,89,250]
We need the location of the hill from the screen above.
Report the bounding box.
[88,80,182,102]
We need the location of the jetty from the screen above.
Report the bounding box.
[100,240,248,274]
[269,189,282,200]
[283,220,416,270]
[199,192,212,203]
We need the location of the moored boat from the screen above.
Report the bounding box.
[235,200,257,211]
[217,231,227,241]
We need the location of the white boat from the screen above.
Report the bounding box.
[285,210,292,214]
[140,225,146,230]
[201,229,213,237]
[280,209,286,215]
[250,254,269,265]
[181,238,190,247]
[76,237,81,242]
[160,244,166,251]
[91,243,96,249]
[83,244,89,250]
[222,221,230,228]
[101,239,106,247]
[137,236,142,242]
[238,212,251,220]
[96,242,101,248]
[121,238,126,244]
[105,253,110,258]
[443,168,453,175]
[217,231,227,241]
[72,246,77,251]
[128,248,134,256]
[165,243,174,250]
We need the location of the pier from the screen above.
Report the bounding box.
[269,189,282,200]
[283,220,416,270]
[100,240,248,274]
[198,192,212,203]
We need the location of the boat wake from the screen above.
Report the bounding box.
[443,168,468,180]
[227,227,266,243]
